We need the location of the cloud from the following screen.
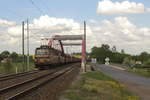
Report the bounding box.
[2,15,150,54]
[7,26,22,37]
[4,15,82,53]
[88,16,150,54]
[32,15,80,32]
[146,8,150,12]
[0,19,16,27]
[89,19,99,24]
[97,0,149,15]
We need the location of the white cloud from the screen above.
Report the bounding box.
[4,15,82,53]
[89,19,99,24]
[0,19,16,27]
[2,15,150,54]
[32,15,80,32]
[88,16,150,54]
[97,0,149,15]
[7,26,22,37]
[7,15,81,37]
[146,8,150,12]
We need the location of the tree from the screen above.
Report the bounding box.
[90,46,99,58]
[90,45,150,65]
[139,52,149,63]
[112,46,117,53]
[0,54,2,62]
[144,59,150,67]
[0,51,10,59]
[10,52,18,62]
[111,52,129,64]
[90,44,112,63]
[101,44,110,51]
[121,49,125,54]
[123,57,131,65]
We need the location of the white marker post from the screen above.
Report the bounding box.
[105,57,110,65]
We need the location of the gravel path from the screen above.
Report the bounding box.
[96,64,150,100]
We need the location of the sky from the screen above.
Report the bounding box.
[0,0,150,55]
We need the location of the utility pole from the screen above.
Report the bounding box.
[84,21,86,61]
[81,21,86,73]
[84,21,86,72]
[22,21,25,71]
[27,19,30,71]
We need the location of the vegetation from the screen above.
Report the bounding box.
[90,44,150,66]
[90,44,150,77]
[0,62,35,74]
[128,68,150,77]
[62,71,139,100]
[0,50,35,74]
[144,59,150,66]
[90,44,130,64]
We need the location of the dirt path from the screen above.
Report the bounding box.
[96,64,150,100]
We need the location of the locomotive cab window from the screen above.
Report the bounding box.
[36,49,49,55]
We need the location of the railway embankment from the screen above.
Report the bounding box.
[59,64,139,100]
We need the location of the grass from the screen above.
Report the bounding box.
[111,63,150,77]
[0,62,36,74]
[83,71,115,81]
[62,71,139,100]
[128,68,150,77]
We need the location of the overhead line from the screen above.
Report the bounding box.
[40,0,52,15]
[29,0,45,14]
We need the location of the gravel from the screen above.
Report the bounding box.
[18,63,80,100]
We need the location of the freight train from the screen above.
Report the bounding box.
[35,45,80,69]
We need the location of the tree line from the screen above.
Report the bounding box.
[90,44,150,67]
[0,51,34,63]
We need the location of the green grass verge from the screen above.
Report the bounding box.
[62,71,139,100]
[128,68,150,77]
[0,62,36,74]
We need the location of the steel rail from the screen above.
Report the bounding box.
[0,70,55,93]
[7,66,75,100]
[0,70,39,81]
[0,63,77,100]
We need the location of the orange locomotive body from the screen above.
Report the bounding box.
[35,45,80,69]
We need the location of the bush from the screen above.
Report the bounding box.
[1,62,14,73]
[123,57,135,67]
[144,59,150,67]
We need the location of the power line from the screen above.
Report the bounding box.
[29,0,55,16]
[39,0,52,15]
[24,29,50,40]
[29,0,45,14]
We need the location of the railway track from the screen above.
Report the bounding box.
[0,70,49,89]
[0,70,39,81]
[0,63,77,100]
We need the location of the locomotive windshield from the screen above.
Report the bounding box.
[36,49,49,55]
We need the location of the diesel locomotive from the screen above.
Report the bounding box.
[35,45,80,69]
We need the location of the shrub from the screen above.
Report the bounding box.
[144,59,150,67]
